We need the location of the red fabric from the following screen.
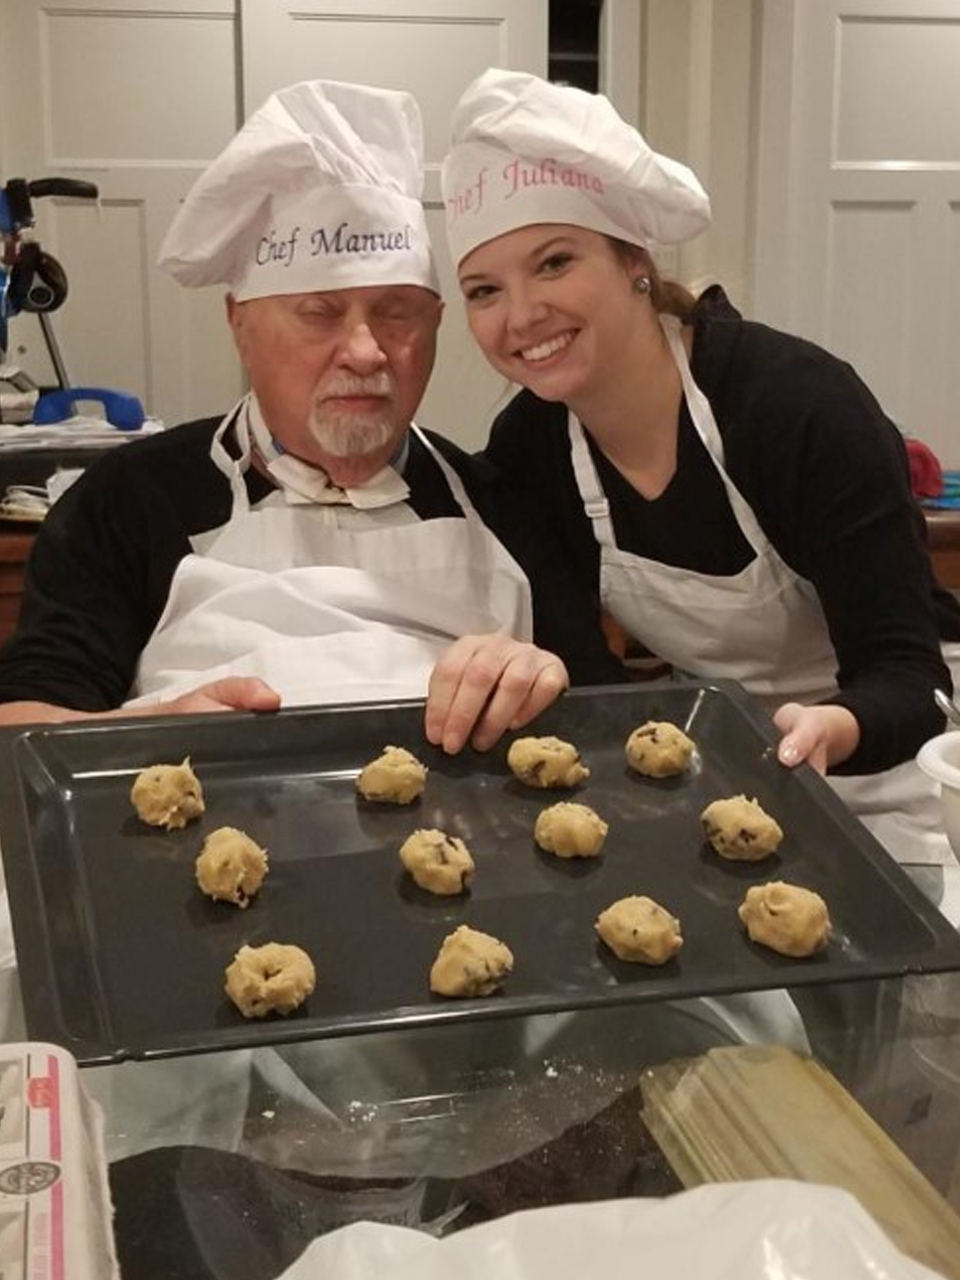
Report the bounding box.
[905,437,944,499]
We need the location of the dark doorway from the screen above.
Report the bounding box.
[550,0,601,91]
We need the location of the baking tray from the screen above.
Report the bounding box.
[1,679,959,1065]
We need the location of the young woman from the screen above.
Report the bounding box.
[442,68,960,865]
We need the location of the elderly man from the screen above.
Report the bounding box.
[0,79,622,749]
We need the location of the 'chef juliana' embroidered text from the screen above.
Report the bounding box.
[447,158,605,222]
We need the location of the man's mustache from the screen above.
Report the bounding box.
[316,373,394,400]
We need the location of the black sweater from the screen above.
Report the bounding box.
[485,287,960,775]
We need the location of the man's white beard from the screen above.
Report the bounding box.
[309,405,396,458]
[309,374,397,459]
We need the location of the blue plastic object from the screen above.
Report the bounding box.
[0,266,9,353]
[33,387,145,430]
[921,471,960,511]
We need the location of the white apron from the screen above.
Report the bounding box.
[129,400,533,708]
[569,315,960,866]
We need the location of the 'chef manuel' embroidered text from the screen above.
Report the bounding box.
[256,222,415,269]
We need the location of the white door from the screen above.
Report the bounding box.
[754,0,960,466]
[0,0,245,428]
[0,0,548,447]
[239,0,548,447]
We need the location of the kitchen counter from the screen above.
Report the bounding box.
[927,508,960,591]
[0,527,36,645]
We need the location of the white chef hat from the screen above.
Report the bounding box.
[442,68,710,266]
[158,79,438,300]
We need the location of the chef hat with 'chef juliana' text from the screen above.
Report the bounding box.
[441,68,711,267]
[157,79,438,300]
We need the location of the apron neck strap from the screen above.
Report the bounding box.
[211,408,484,524]
[409,423,479,519]
[210,397,255,512]
[658,312,770,555]
[568,413,617,549]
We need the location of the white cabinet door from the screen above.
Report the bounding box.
[754,0,960,465]
[0,0,245,428]
[240,0,548,447]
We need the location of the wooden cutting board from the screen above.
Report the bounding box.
[640,1044,960,1280]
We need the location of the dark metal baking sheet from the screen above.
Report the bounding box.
[1,679,959,1065]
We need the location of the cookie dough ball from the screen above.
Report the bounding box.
[356,746,427,804]
[196,826,268,908]
[701,794,783,861]
[224,942,316,1018]
[596,896,683,965]
[534,802,608,859]
[130,757,205,830]
[739,882,831,958]
[400,829,475,896]
[625,721,695,778]
[507,736,589,790]
[429,925,513,997]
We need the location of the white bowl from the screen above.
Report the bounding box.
[917,730,960,859]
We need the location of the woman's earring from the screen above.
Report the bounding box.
[633,275,651,296]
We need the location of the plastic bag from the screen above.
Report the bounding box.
[277,1179,948,1280]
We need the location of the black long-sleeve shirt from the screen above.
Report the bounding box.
[0,419,625,711]
[485,287,960,775]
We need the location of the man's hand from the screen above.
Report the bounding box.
[773,702,860,774]
[425,633,569,755]
[0,678,282,727]
[133,677,282,718]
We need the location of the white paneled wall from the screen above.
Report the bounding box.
[3,1,958,462]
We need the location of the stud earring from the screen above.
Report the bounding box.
[633,275,651,296]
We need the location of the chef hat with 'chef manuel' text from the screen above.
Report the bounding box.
[158,79,438,300]
[441,68,710,267]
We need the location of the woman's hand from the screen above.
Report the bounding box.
[772,702,860,774]
[425,633,569,754]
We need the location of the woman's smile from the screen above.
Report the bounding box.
[517,330,577,364]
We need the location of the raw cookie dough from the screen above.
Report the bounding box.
[400,828,475,895]
[130,757,205,830]
[701,794,784,861]
[507,736,589,789]
[429,924,513,997]
[625,721,695,778]
[534,802,608,858]
[196,826,269,908]
[738,881,831,957]
[224,942,316,1018]
[595,895,683,965]
[356,745,427,804]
